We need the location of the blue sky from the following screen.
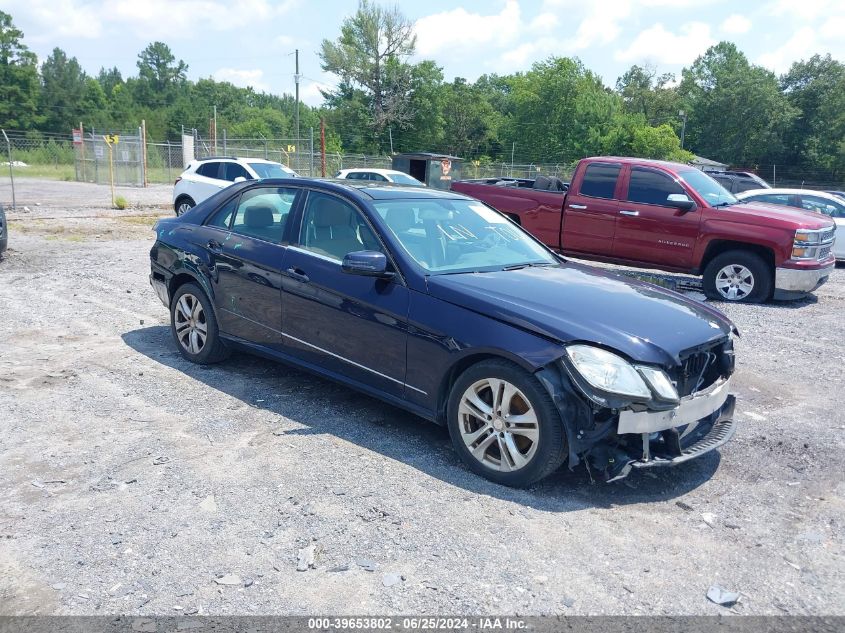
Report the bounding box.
[3,0,844,106]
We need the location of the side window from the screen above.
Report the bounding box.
[196,162,220,178]
[223,162,250,182]
[345,172,361,180]
[627,168,685,205]
[298,191,382,261]
[711,175,733,191]
[230,187,298,244]
[579,164,621,199]
[370,173,389,182]
[800,196,840,217]
[734,179,760,193]
[205,196,238,229]
[755,193,792,206]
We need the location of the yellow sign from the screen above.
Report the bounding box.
[103,134,120,145]
[287,144,296,153]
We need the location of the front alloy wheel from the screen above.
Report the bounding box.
[447,359,567,487]
[703,250,772,303]
[458,378,539,472]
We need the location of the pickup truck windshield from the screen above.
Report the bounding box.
[373,199,558,274]
[679,169,738,207]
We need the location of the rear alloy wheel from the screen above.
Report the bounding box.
[175,197,195,216]
[170,283,229,364]
[703,250,772,303]
[447,359,567,487]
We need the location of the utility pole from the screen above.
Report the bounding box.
[389,127,394,154]
[295,49,301,141]
[213,105,218,154]
[679,109,687,149]
[510,142,516,177]
[320,118,326,177]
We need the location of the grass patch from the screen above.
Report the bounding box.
[117,215,159,226]
[114,196,128,210]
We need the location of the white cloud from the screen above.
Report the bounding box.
[213,68,270,92]
[528,12,560,33]
[615,22,715,65]
[771,0,835,20]
[414,0,521,56]
[720,14,752,35]
[6,0,298,42]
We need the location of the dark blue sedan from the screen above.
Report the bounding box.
[150,178,738,486]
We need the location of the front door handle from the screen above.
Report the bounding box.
[619,210,640,216]
[207,239,223,253]
[286,267,310,283]
[570,204,587,210]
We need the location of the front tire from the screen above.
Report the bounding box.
[170,283,229,364]
[703,250,772,303]
[446,359,567,487]
[175,196,195,216]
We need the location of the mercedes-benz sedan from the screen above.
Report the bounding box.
[149,179,739,486]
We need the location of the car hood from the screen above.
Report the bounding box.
[426,263,734,367]
[724,201,835,229]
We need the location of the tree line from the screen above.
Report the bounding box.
[2,4,844,178]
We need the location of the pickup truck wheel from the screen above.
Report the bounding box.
[447,359,567,487]
[703,250,772,303]
[170,283,229,364]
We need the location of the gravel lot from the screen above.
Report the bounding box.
[0,180,843,617]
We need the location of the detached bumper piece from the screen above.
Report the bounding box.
[605,395,737,482]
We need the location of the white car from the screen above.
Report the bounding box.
[173,157,299,215]
[736,188,844,261]
[334,168,425,187]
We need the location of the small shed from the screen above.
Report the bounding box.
[690,155,728,172]
[391,152,463,190]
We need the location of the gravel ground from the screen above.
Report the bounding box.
[0,181,843,617]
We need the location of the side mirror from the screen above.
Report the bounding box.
[667,193,696,212]
[233,176,247,183]
[342,250,393,279]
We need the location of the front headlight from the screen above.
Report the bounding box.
[565,345,651,399]
[636,366,679,401]
[794,230,821,245]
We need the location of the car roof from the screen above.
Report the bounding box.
[582,156,697,171]
[339,168,407,176]
[229,177,468,200]
[737,188,843,200]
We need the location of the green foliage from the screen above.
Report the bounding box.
[114,195,128,210]
[40,48,88,132]
[0,11,40,130]
[679,42,798,166]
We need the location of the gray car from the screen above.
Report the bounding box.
[0,205,7,256]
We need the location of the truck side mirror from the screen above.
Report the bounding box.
[667,193,696,212]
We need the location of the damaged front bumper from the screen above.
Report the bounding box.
[607,393,736,482]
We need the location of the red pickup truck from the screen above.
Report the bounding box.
[452,157,836,302]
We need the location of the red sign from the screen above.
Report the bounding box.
[72,129,82,145]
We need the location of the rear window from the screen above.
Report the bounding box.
[196,162,220,178]
[580,164,620,199]
[627,168,685,205]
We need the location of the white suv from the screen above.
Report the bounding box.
[173,157,299,215]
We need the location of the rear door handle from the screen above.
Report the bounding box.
[619,210,640,216]
[207,239,223,253]
[286,267,310,283]
[570,204,587,210]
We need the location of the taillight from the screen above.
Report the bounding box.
[174,177,182,185]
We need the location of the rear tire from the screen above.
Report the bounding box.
[703,250,772,303]
[170,283,229,364]
[446,359,567,487]
[175,196,195,216]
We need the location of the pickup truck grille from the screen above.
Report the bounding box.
[674,340,732,397]
[818,245,831,260]
[821,228,836,244]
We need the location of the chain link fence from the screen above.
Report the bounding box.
[2,128,844,204]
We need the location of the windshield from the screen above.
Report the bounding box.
[679,169,737,207]
[372,199,558,274]
[388,172,425,186]
[248,162,298,179]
